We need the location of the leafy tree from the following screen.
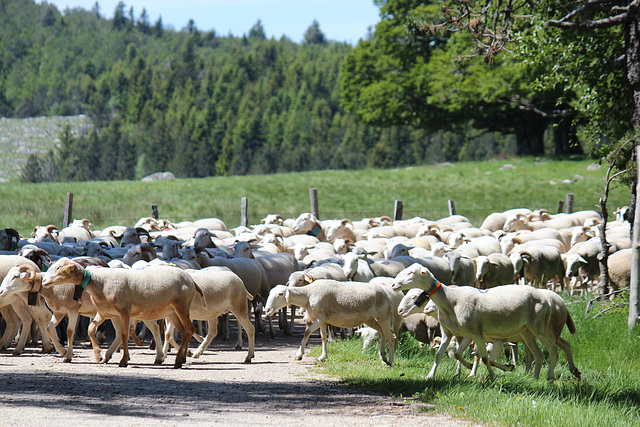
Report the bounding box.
[20,154,43,183]
[304,19,326,45]
[249,20,266,40]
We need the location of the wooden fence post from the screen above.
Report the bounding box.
[448,199,456,216]
[241,197,248,227]
[394,200,403,221]
[309,188,319,219]
[151,204,159,220]
[566,193,574,213]
[63,192,73,228]
[557,200,565,214]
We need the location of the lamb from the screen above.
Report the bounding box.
[475,253,515,289]
[342,251,375,282]
[162,267,255,362]
[392,263,563,380]
[264,280,399,365]
[42,257,202,368]
[509,245,565,290]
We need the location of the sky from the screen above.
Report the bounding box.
[43,0,381,44]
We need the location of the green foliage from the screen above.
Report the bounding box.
[0,0,565,183]
[341,0,584,156]
[318,295,640,426]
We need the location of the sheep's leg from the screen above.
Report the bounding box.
[486,341,515,372]
[472,336,495,380]
[285,305,296,336]
[87,314,104,363]
[558,337,581,379]
[318,322,329,362]
[377,320,395,367]
[234,314,244,350]
[0,306,19,350]
[29,304,55,354]
[46,312,68,358]
[143,320,165,364]
[297,318,322,361]
[129,320,144,347]
[534,333,559,381]
[192,318,218,359]
[427,332,452,379]
[220,313,230,341]
[520,331,544,379]
[234,309,255,363]
[103,318,124,364]
[169,308,196,369]
[11,302,34,355]
[62,311,80,362]
[252,300,266,334]
[454,337,474,372]
[117,313,131,367]
[162,320,175,356]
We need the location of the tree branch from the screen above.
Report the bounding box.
[546,12,628,30]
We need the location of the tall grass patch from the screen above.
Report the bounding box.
[314,295,640,426]
[0,157,628,236]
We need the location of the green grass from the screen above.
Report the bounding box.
[312,294,640,426]
[0,157,629,236]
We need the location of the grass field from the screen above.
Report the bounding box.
[314,292,640,426]
[0,156,630,236]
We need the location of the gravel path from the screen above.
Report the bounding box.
[0,323,479,426]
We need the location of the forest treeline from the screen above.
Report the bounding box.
[2,0,574,182]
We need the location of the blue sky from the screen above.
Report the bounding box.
[43,0,381,44]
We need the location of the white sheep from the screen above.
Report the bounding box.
[509,245,565,290]
[475,253,515,289]
[264,280,399,365]
[162,267,255,362]
[42,258,203,368]
[392,263,563,380]
[607,248,632,291]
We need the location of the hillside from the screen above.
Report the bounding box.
[0,116,91,181]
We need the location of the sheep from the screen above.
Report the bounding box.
[162,267,255,362]
[264,280,399,365]
[355,313,440,350]
[195,252,270,335]
[0,256,54,355]
[500,228,569,254]
[392,263,563,380]
[445,251,476,286]
[607,248,632,291]
[120,227,151,247]
[31,225,59,242]
[342,251,375,282]
[292,213,329,240]
[41,258,202,368]
[475,253,515,289]
[0,264,104,362]
[0,228,21,252]
[509,245,566,290]
[325,219,363,243]
[58,219,94,242]
[562,240,608,293]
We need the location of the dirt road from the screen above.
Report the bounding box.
[0,325,477,426]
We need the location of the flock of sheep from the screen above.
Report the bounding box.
[0,205,631,380]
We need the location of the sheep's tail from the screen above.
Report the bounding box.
[246,290,254,301]
[194,283,207,309]
[566,312,576,335]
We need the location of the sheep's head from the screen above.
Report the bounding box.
[0,264,38,298]
[292,213,317,234]
[397,288,426,317]
[264,284,289,316]
[392,263,433,291]
[42,258,84,287]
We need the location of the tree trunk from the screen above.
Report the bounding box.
[554,115,584,155]
[513,114,547,156]
[625,4,640,331]
[629,146,640,331]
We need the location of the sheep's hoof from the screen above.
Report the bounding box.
[505,364,515,371]
[572,368,582,379]
[191,352,202,359]
[295,352,303,361]
[154,358,163,365]
[119,361,128,368]
[243,358,252,364]
[12,350,22,356]
[235,344,243,350]
[62,357,72,363]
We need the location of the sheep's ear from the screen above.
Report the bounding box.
[303,274,314,284]
[284,289,291,303]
